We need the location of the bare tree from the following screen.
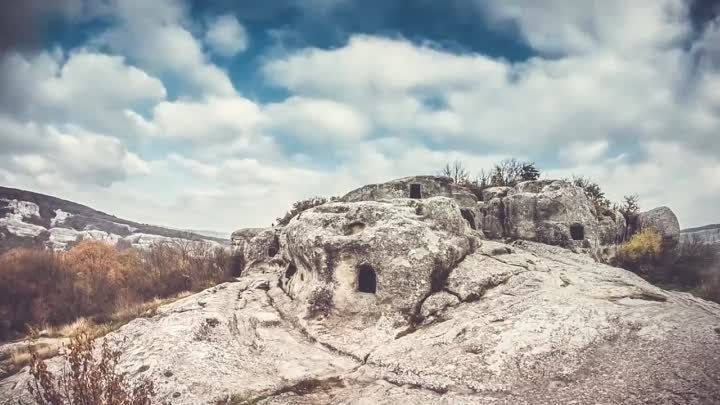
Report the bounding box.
[440,160,469,184]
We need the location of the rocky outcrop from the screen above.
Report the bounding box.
[3,183,710,405]
[682,224,720,246]
[279,197,476,318]
[3,233,720,405]
[338,177,636,261]
[342,176,478,209]
[478,180,626,261]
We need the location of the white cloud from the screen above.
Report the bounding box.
[480,0,690,55]
[205,15,249,57]
[264,97,370,143]
[0,116,150,188]
[0,49,166,137]
[1,0,719,233]
[558,140,609,164]
[151,96,264,141]
[96,0,235,96]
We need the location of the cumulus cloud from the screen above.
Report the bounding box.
[205,15,249,57]
[0,49,166,138]
[95,0,235,96]
[264,97,370,143]
[480,0,690,55]
[0,116,150,188]
[1,0,719,231]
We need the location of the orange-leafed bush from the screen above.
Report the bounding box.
[0,249,73,333]
[0,240,232,337]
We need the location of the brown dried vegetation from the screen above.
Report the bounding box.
[0,240,232,338]
[26,333,155,405]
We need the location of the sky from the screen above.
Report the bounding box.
[0,0,719,233]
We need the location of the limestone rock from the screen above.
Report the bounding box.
[4,239,720,405]
[279,197,477,318]
[232,227,281,266]
[481,186,511,201]
[637,206,681,250]
[342,176,478,209]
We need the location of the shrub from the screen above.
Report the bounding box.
[570,176,611,209]
[306,286,334,318]
[440,160,470,184]
[485,158,540,187]
[0,249,72,333]
[440,159,542,200]
[616,229,663,272]
[0,240,232,336]
[27,333,155,405]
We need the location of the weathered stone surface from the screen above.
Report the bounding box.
[477,180,627,260]
[342,176,478,209]
[279,197,477,318]
[232,227,281,266]
[481,186,511,201]
[637,206,681,250]
[4,239,720,405]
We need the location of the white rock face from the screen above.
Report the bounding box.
[47,228,120,250]
[0,217,45,238]
[50,209,71,227]
[1,199,40,220]
[0,199,45,238]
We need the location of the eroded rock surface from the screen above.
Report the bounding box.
[3,238,719,404]
[3,198,719,405]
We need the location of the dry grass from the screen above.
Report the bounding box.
[10,343,62,372]
[1,292,189,379]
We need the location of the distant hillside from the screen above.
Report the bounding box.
[681,224,720,245]
[0,186,227,253]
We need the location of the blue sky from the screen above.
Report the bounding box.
[1,0,719,233]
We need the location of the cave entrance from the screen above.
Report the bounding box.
[285,263,297,279]
[570,223,585,241]
[460,209,476,230]
[230,254,245,277]
[357,264,377,294]
[267,235,280,257]
[409,184,422,199]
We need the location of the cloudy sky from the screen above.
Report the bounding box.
[0,0,719,233]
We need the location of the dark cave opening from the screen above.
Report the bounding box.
[357,264,377,294]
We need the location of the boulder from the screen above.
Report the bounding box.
[636,206,681,250]
[279,197,477,318]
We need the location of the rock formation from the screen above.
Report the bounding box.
[2,179,716,405]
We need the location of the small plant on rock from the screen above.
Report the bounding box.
[26,333,155,405]
[307,286,334,318]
